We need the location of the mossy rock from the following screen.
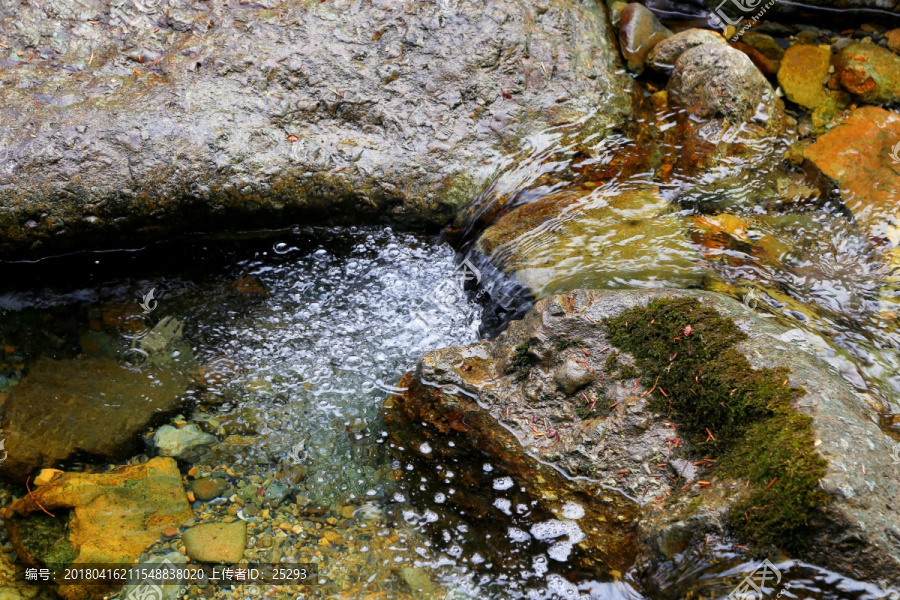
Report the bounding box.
[605,297,829,551]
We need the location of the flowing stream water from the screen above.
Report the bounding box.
[3,20,900,596]
[1,220,897,599]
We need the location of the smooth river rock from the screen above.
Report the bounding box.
[0,0,633,258]
[647,28,726,72]
[668,43,780,124]
[0,356,189,483]
[618,3,672,74]
[182,521,247,564]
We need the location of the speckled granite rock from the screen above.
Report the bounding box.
[0,0,633,258]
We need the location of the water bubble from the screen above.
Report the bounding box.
[118,347,149,370]
[561,501,585,520]
[493,498,512,515]
[273,242,290,254]
[493,477,514,491]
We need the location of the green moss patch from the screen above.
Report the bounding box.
[13,511,77,567]
[512,342,535,382]
[605,297,829,551]
[555,336,585,351]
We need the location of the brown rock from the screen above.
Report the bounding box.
[6,458,192,600]
[232,274,269,296]
[731,41,780,77]
[777,44,832,109]
[618,3,672,74]
[803,106,900,240]
[190,477,230,502]
[0,356,189,482]
[886,29,900,54]
[741,31,785,62]
[182,521,247,564]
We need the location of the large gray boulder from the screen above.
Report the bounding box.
[385,288,900,587]
[0,0,633,257]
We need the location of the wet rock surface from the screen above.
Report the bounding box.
[835,43,900,105]
[473,188,705,298]
[803,106,900,241]
[647,28,726,73]
[668,43,780,124]
[0,0,633,258]
[385,289,900,586]
[618,3,672,74]
[777,44,833,109]
[0,356,189,483]
[5,458,192,600]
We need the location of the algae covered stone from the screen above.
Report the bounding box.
[835,43,900,104]
[385,288,900,585]
[6,458,192,600]
[605,296,828,549]
[777,44,833,109]
[0,357,189,482]
[475,188,705,298]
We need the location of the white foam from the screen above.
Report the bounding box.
[493,498,512,515]
[561,501,585,520]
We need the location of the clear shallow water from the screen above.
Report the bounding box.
[452,105,900,418]
[1,226,897,599]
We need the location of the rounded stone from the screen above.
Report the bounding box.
[668,43,779,123]
[618,3,672,74]
[190,477,230,502]
[647,29,726,72]
[777,44,833,109]
[835,43,900,105]
[182,521,247,564]
[554,358,594,395]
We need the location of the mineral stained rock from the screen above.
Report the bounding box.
[6,457,193,600]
